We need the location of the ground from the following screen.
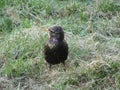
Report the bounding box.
[0,0,120,90]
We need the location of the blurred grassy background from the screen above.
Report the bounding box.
[0,0,120,90]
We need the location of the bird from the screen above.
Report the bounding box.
[44,25,68,71]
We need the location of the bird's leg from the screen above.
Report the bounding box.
[49,64,52,71]
[62,61,67,71]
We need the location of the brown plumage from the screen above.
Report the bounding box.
[44,25,68,70]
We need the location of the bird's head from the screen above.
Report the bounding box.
[48,25,64,41]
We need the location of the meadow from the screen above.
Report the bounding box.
[0,0,120,90]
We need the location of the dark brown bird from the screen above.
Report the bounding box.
[44,25,68,71]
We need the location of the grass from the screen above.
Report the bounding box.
[0,0,120,89]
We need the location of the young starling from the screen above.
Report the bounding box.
[44,25,68,71]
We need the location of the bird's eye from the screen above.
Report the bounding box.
[51,31,59,34]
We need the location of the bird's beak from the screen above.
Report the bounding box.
[41,26,49,32]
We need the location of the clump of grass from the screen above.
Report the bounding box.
[0,17,13,32]
[90,60,120,89]
[0,27,47,77]
[98,0,120,12]
[21,18,32,28]
[109,60,120,74]
[0,0,8,8]
[63,2,80,16]
[87,60,111,79]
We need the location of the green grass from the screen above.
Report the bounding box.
[0,0,120,89]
